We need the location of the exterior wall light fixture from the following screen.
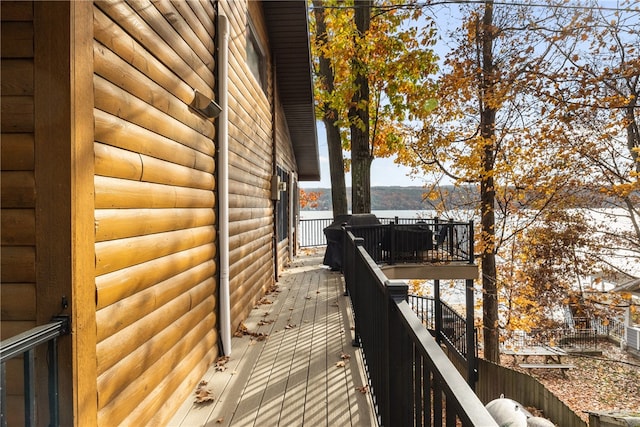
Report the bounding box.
[191,90,222,119]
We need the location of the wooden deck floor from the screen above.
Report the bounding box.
[169,248,378,427]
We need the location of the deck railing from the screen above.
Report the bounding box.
[504,328,600,350]
[300,216,474,262]
[301,216,474,265]
[409,295,475,362]
[299,217,333,247]
[0,317,70,427]
[343,232,496,427]
[573,316,626,341]
[504,315,632,351]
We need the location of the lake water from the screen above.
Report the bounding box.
[300,208,639,305]
[301,208,635,237]
[301,209,470,221]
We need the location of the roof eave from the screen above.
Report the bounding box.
[263,1,320,181]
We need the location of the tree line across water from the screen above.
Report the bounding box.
[300,186,632,211]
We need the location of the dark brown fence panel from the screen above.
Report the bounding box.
[476,359,587,427]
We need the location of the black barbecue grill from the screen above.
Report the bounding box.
[322,214,381,270]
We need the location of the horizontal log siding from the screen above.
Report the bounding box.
[0,2,34,425]
[219,1,276,335]
[93,2,217,425]
[118,317,216,427]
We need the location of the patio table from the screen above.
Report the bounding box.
[502,346,567,365]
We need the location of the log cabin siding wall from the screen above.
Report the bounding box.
[0,2,36,424]
[222,0,274,330]
[1,1,307,424]
[92,2,217,425]
[220,0,299,332]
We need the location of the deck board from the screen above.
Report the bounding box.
[168,249,377,426]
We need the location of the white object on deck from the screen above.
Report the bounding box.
[485,397,528,427]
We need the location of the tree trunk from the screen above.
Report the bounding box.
[479,0,500,363]
[312,0,348,218]
[626,103,639,174]
[481,161,499,363]
[350,0,372,214]
[351,143,372,214]
[325,119,348,217]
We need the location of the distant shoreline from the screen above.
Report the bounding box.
[300,185,631,211]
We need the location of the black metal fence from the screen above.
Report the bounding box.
[574,316,626,342]
[408,295,474,362]
[504,328,600,350]
[300,217,474,265]
[344,232,497,427]
[300,216,474,267]
[1,317,70,427]
[299,217,333,247]
[409,294,436,329]
[503,315,631,351]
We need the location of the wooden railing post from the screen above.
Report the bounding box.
[466,278,477,389]
[387,280,410,426]
[388,222,396,265]
[349,235,365,347]
[434,279,442,344]
[468,220,475,264]
[447,219,455,255]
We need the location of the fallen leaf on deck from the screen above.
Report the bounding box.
[336,361,346,368]
[285,323,296,330]
[237,323,268,341]
[194,381,215,404]
[235,323,248,336]
[340,353,351,360]
[253,333,267,341]
[356,385,369,394]
[216,417,224,423]
[215,356,230,371]
[257,297,273,305]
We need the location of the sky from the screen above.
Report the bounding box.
[299,124,422,189]
[299,1,632,190]
[299,3,462,189]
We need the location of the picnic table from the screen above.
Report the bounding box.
[502,346,574,376]
[502,345,567,363]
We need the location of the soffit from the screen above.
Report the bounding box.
[263,1,320,181]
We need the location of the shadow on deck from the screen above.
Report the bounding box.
[169,248,377,427]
